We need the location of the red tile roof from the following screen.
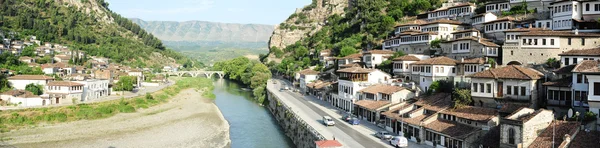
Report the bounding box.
[569,130,600,148]
[559,47,600,56]
[468,65,544,80]
[336,67,375,73]
[412,57,457,66]
[528,121,579,148]
[393,55,421,61]
[458,57,486,64]
[572,60,600,73]
[315,140,343,147]
[359,84,406,95]
[441,106,498,121]
[354,100,391,110]
[339,53,362,59]
[542,77,572,87]
[47,81,84,87]
[395,19,427,27]
[1,90,39,98]
[298,68,319,75]
[364,50,396,55]
[424,119,480,140]
[8,75,55,80]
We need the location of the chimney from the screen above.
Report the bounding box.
[575,29,579,35]
[461,58,465,62]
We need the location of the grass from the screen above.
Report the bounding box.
[0,77,215,132]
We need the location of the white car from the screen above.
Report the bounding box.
[375,131,393,140]
[322,116,335,126]
[390,136,408,148]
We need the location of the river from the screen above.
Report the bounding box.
[212,79,295,148]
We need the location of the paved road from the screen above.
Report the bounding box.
[269,78,430,148]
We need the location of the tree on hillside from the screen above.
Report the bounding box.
[25,83,43,95]
[452,89,472,108]
[339,46,358,57]
[113,76,135,91]
[0,74,11,92]
[430,39,442,48]
[20,45,36,57]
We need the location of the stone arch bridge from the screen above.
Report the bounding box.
[165,71,224,78]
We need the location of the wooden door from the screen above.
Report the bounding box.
[497,82,503,97]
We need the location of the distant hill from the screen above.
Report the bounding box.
[130,18,274,64]
[130,18,274,49]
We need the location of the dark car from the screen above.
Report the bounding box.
[349,118,360,125]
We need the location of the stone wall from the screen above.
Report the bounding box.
[266,91,325,148]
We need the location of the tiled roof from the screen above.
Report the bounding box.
[483,17,515,24]
[402,114,430,125]
[1,90,39,98]
[315,140,342,147]
[359,84,406,95]
[424,119,480,140]
[412,56,457,66]
[569,130,600,148]
[553,65,576,74]
[47,81,84,86]
[393,55,421,61]
[8,75,54,80]
[468,65,544,80]
[339,63,362,68]
[395,19,426,27]
[365,50,396,55]
[298,68,319,75]
[458,57,486,64]
[528,121,579,148]
[559,47,600,56]
[354,100,391,110]
[421,19,466,26]
[521,30,600,37]
[542,76,572,87]
[336,67,375,73]
[19,56,32,60]
[451,28,479,34]
[572,60,600,73]
[446,36,499,47]
[441,106,498,121]
[340,53,362,59]
[504,28,548,32]
[415,93,453,112]
[306,80,333,90]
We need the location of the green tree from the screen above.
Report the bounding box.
[21,45,36,57]
[25,83,43,95]
[339,46,358,57]
[452,89,472,108]
[0,74,11,92]
[113,76,135,91]
[430,39,442,48]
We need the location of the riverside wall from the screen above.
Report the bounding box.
[266,90,325,148]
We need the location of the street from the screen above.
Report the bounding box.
[268,79,429,148]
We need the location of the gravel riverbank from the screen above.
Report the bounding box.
[1,89,231,148]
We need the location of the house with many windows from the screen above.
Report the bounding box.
[485,1,511,13]
[468,65,544,109]
[362,50,395,68]
[498,107,554,148]
[440,29,500,60]
[337,53,362,67]
[549,0,600,31]
[392,54,430,80]
[354,84,414,123]
[471,12,498,30]
[45,81,84,105]
[425,3,476,21]
[410,56,458,92]
[336,67,391,112]
[7,75,55,90]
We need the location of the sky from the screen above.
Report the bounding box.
[106,0,311,25]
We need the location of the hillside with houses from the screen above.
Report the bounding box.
[266,0,600,147]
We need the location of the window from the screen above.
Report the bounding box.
[542,39,546,45]
[521,87,526,96]
[582,38,586,45]
[595,83,600,96]
[522,39,526,45]
[452,68,456,73]
[480,83,485,93]
[487,84,491,93]
[514,86,519,96]
[568,38,572,45]
[507,85,512,95]
[574,58,578,64]
[551,39,554,45]
[508,128,515,144]
[473,83,478,92]
[565,58,570,65]
[578,74,583,83]
[575,91,581,101]
[441,67,444,73]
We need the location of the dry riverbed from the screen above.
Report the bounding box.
[0,89,231,148]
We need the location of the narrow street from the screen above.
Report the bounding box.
[269,78,430,148]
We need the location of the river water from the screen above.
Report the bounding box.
[212,79,295,148]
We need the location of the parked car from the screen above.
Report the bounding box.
[322,116,335,126]
[390,136,408,148]
[342,115,353,121]
[375,131,393,140]
[349,117,360,125]
[284,86,290,90]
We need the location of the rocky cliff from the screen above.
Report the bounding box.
[268,0,348,51]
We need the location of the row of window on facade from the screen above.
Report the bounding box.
[424,130,463,148]
[412,66,456,74]
[452,43,470,50]
[472,83,528,96]
[553,3,573,14]
[521,38,556,46]
[47,85,83,91]
[547,90,589,106]
[393,63,410,70]
[486,3,509,11]
[553,19,572,29]
[584,3,600,12]
[485,22,510,32]
[339,84,354,95]
[564,58,596,65]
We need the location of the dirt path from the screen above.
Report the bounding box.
[1,89,231,148]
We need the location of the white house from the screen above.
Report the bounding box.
[585,69,600,130]
[393,19,425,35]
[45,81,84,105]
[298,69,319,94]
[319,49,335,67]
[410,56,458,92]
[354,84,415,123]
[425,3,476,21]
[336,67,391,113]
[549,0,600,31]
[76,79,110,101]
[485,1,511,13]
[337,53,362,67]
[363,50,396,68]
[483,17,516,42]
[468,65,544,108]
[392,54,430,80]
[471,12,498,30]
[41,64,59,75]
[0,90,50,107]
[7,75,55,90]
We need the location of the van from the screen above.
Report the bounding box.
[322,116,335,126]
[390,136,408,148]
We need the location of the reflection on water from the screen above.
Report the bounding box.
[212,79,295,148]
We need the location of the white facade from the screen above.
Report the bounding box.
[8,79,52,90]
[415,65,457,92]
[76,79,110,101]
[300,74,318,94]
[43,67,58,75]
[472,13,498,26]
[363,53,393,68]
[337,70,391,112]
[585,75,600,130]
[1,95,48,107]
[486,2,511,13]
[561,55,600,66]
